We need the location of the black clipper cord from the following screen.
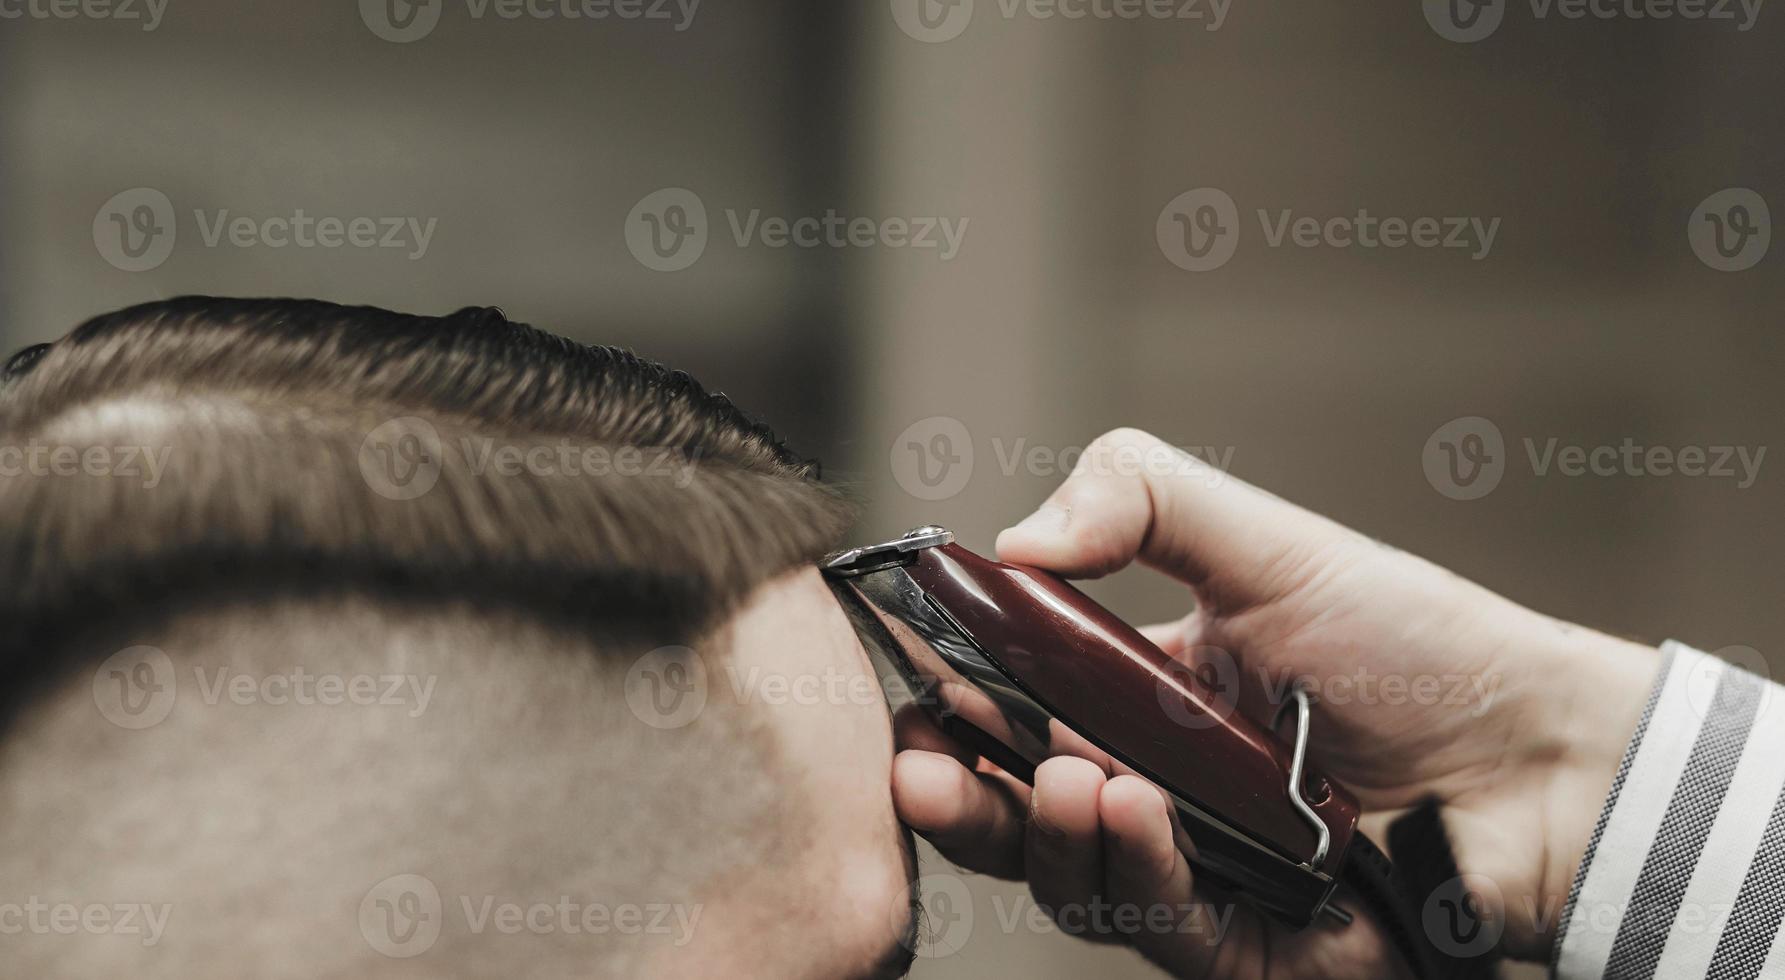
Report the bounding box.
[1340,830,1439,978]
[1337,802,1500,980]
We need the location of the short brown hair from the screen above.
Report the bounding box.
[0,296,854,723]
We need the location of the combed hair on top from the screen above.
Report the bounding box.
[0,296,855,725]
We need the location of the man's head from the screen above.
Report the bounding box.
[0,298,917,978]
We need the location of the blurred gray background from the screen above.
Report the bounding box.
[3,1,1780,976]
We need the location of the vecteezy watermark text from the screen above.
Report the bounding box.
[0,0,168,30]
[359,874,701,958]
[93,188,440,273]
[1424,0,1762,42]
[896,872,1239,960]
[360,0,700,43]
[0,442,173,489]
[1157,188,1500,271]
[0,899,172,946]
[625,188,967,272]
[358,416,704,502]
[1156,648,1504,732]
[193,210,437,260]
[625,647,929,730]
[92,646,438,731]
[890,416,1235,502]
[1424,416,1765,500]
[457,437,699,488]
[1259,665,1502,718]
[189,667,436,717]
[890,0,1232,44]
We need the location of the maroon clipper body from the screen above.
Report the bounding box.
[822,526,1363,929]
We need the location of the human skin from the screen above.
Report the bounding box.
[889,427,1658,978]
[0,570,916,980]
[668,568,919,979]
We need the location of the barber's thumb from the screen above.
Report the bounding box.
[995,427,1347,589]
[995,475,1152,580]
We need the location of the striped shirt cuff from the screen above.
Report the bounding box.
[1554,641,1785,980]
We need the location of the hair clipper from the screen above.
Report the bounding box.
[822,526,1433,949]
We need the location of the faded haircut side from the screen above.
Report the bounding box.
[0,297,857,978]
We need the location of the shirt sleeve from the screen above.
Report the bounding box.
[1554,641,1785,980]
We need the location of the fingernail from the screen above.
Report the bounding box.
[1028,794,1067,839]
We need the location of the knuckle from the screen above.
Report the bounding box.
[1086,426,1161,456]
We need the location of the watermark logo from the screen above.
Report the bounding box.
[93,648,438,729]
[360,0,444,41]
[722,664,908,710]
[1422,873,1504,957]
[904,873,975,958]
[460,439,699,486]
[1157,187,1241,272]
[1423,0,1505,40]
[625,188,967,271]
[1427,0,1762,40]
[360,423,701,500]
[892,416,975,502]
[893,874,1239,950]
[1689,188,1770,272]
[893,0,1229,40]
[625,645,709,729]
[360,875,700,954]
[626,187,709,272]
[92,646,177,730]
[361,874,443,958]
[1423,416,1506,501]
[994,894,1236,941]
[94,188,177,273]
[361,0,699,41]
[1261,665,1503,717]
[890,421,1233,501]
[1159,654,1504,726]
[1159,187,1500,271]
[625,650,916,723]
[360,417,445,501]
[95,188,440,271]
[1424,416,1764,499]
[1683,645,1775,723]
[1553,895,1736,942]
[891,0,974,41]
[1156,645,1240,730]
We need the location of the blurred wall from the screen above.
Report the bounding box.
[5,2,1783,978]
[0,0,855,454]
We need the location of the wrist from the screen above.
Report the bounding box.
[1522,623,1660,958]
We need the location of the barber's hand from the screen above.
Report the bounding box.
[891,427,1658,978]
